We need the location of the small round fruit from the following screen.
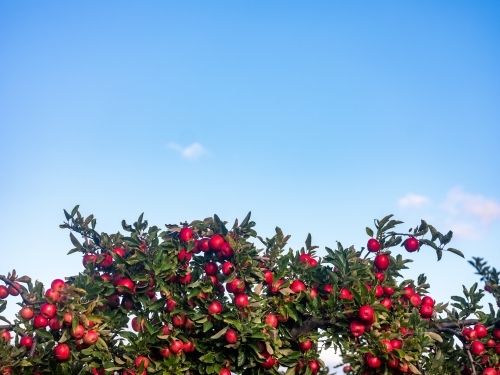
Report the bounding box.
[367,238,381,252]
[308,360,320,374]
[470,341,485,356]
[419,304,433,318]
[358,305,375,323]
[265,314,278,328]
[209,235,225,250]
[83,330,99,346]
[290,280,307,293]
[7,282,22,296]
[54,343,71,361]
[404,237,419,252]
[421,296,435,306]
[0,330,11,342]
[208,301,223,315]
[221,262,235,276]
[374,254,389,271]
[474,324,487,338]
[225,329,239,343]
[40,303,57,319]
[0,285,8,299]
[365,353,381,368]
[179,227,194,242]
[33,315,49,329]
[20,307,34,320]
[204,262,218,276]
[220,369,231,375]
[135,356,149,369]
[19,336,33,349]
[349,320,365,337]
[234,293,249,308]
[298,338,313,352]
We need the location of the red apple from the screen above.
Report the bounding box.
[83,330,99,346]
[208,301,223,315]
[112,247,126,258]
[308,360,320,374]
[220,369,231,375]
[365,353,381,368]
[204,262,218,276]
[219,242,234,258]
[339,288,354,300]
[374,254,389,271]
[0,330,11,342]
[33,315,49,329]
[298,338,313,352]
[265,313,278,328]
[135,356,149,369]
[172,314,186,327]
[165,298,178,312]
[82,254,97,267]
[470,341,485,356]
[350,320,365,337]
[234,293,249,308]
[474,324,488,338]
[169,339,183,354]
[51,279,66,292]
[209,235,225,250]
[40,303,57,319]
[179,227,194,242]
[48,317,62,330]
[367,238,381,252]
[20,307,34,320]
[0,285,8,299]
[290,280,307,294]
[7,282,21,296]
[221,262,235,276]
[404,237,419,252]
[71,324,85,339]
[419,304,433,318]
[54,343,71,361]
[19,336,33,349]
[225,328,239,343]
[358,305,374,323]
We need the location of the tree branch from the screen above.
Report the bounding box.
[0,324,13,330]
[0,275,45,305]
[436,319,479,330]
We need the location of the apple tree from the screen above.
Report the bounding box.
[0,206,499,375]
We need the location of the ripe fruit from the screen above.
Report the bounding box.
[227,278,245,294]
[365,353,381,368]
[374,254,389,270]
[132,317,145,332]
[349,320,365,337]
[381,339,393,352]
[381,298,393,310]
[82,254,97,267]
[33,315,49,329]
[0,285,8,299]
[221,262,235,276]
[165,299,178,312]
[265,314,278,328]
[299,253,311,265]
[48,317,62,330]
[159,345,171,357]
[54,343,71,361]
[474,324,488,338]
[177,249,192,262]
[390,339,402,350]
[339,288,354,300]
[208,301,223,315]
[483,368,497,375]
[270,279,285,294]
[358,305,375,323]
[178,273,192,284]
[172,314,186,327]
[114,278,135,295]
[169,339,183,354]
[179,227,194,242]
[419,304,433,318]
[135,356,149,369]
[421,296,435,306]
[98,254,113,268]
[220,369,231,375]
[225,328,239,343]
[298,338,313,352]
[219,242,234,258]
[290,280,307,293]
[323,284,333,294]
[183,339,195,353]
[83,330,99,346]
[402,286,414,299]
[40,303,57,319]
[404,237,419,252]
[410,294,422,307]
[383,286,395,296]
[19,336,33,349]
[234,293,249,308]
[308,360,320,374]
[71,324,85,339]
[7,282,21,296]
[209,235,225,250]
[45,288,60,302]
[470,341,485,356]
[367,238,381,252]
[198,238,210,252]
[260,352,277,369]
[204,262,218,276]
[374,272,385,282]
[0,330,11,342]
[20,307,34,320]
[112,247,126,258]
[51,279,66,292]
[374,285,384,298]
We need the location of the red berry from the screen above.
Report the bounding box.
[367,238,381,252]
[374,254,389,270]
[404,237,419,252]
[179,228,194,242]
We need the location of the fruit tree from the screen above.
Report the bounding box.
[0,206,499,375]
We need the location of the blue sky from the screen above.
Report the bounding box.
[1,1,499,366]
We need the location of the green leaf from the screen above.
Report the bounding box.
[366,227,374,237]
[446,248,464,258]
[210,327,228,340]
[425,332,443,342]
[69,233,82,250]
[305,233,312,250]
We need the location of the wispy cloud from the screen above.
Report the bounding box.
[398,193,429,209]
[167,142,208,160]
[447,222,481,240]
[441,187,500,224]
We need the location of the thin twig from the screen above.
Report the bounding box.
[29,335,38,358]
[466,349,477,375]
[0,275,45,305]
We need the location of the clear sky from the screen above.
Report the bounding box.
[1,1,499,368]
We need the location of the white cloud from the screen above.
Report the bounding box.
[441,187,500,224]
[447,222,481,240]
[167,142,207,160]
[398,193,429,209]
